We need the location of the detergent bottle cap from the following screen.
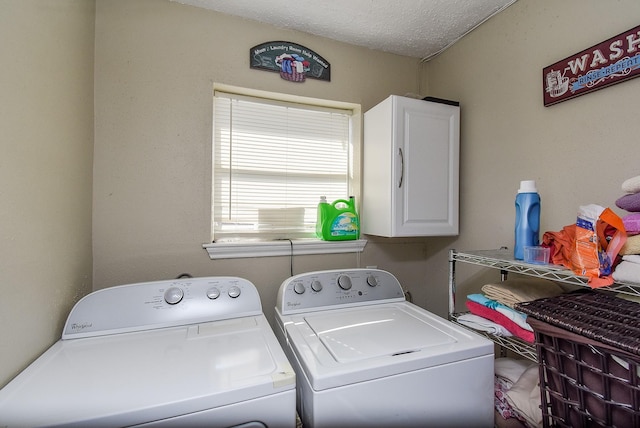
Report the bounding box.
[518,180,537,193]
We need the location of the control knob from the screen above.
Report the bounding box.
[311,280,323,292]
[337,275,352,290]
[228,286,241,298]
[366,275,378,287]
[207,287,220,300]
[164,287,184,305]
[293,282,306,295]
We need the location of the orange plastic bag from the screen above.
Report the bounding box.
[570,204,626,288]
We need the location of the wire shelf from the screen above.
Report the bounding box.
[448,248,640,363]
[449,312,539,362]
[451,248,640,297]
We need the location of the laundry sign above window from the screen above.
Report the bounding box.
[250,41,331,82]
[543,24,640,106]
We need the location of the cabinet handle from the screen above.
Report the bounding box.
[398,147,404,188]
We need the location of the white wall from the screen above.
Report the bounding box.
[423,0,640,309]
[0,0,94,387]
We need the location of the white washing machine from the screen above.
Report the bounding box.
[275,268,494,428]
[0,276,296,427]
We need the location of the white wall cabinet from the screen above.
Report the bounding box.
[362,95,460,237]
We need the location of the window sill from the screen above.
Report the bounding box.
[202,239,367,260]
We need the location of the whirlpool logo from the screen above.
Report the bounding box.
[71,322,93,331]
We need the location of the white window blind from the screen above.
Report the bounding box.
[212,91,354,241]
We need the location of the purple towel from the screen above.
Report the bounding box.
[616,192,640,212]
[624,213,640,235]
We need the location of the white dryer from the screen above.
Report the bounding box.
[275,268,494,428]
[0,276,296,427]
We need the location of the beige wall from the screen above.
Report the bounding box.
[0,0,94,387]
[93,0,434,330]
[93,0,640,329]
[4,0,640,390]
[424,0,640,308]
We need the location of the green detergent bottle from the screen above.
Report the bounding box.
[316,196,359,241]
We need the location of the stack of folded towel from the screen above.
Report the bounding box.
[465,293,535,342]
[481,278,564,308]
[614,175,640,284]
[459,277,565,343]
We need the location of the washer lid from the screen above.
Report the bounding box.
[307,306,455,363]
[284,302,492,391]
[0,315,295,427]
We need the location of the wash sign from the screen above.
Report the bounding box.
[543,25,640,106]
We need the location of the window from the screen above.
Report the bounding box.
[211,85,361,247]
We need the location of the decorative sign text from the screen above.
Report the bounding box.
[250,41,330,82]
[543,25,640,106]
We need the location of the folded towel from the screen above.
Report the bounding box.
[612,260,640,284]
[466,300,535,343]
[468,293,532,332]
[505,365,543,428]
[481,278,564,308]
[624,213,640,235]
[616,192,640,212]
[622,175,640,194]
[623,254,640,264]
[457,313,513,336]
[620,234,640,255]
[494,357,535,385]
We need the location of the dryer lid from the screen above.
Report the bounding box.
[0,315,295,427]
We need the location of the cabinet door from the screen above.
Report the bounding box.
[393,97,459,236]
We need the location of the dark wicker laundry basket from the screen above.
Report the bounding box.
[516,291,640,427]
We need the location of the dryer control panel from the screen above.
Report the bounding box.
[63,277,262,339]
[276,269,406,315]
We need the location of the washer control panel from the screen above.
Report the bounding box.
[63,277,262,339]
[277,268,406,315]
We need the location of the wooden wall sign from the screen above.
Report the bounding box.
[543,25,640,106]
[250,41,331,82]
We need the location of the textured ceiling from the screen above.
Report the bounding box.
[172,0,517,61]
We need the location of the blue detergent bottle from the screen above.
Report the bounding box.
[514,180,541,260]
